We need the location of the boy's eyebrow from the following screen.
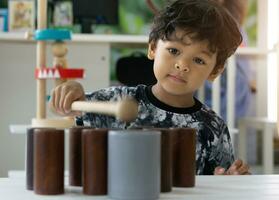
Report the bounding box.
[201,50,214,58]
[166,39,215,58]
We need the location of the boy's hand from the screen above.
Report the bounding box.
[49,81,86,116]
[214,159,251,175]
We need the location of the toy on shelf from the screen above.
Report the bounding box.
[26,26,138,127]
[26,28,84,128]
[24,0,141,128]
[26,29,84,86]
[51,32,70,86]
[35,68,84,79]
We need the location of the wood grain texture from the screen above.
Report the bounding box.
[36,0,47,118]
[71,99,138,122]
[26,128,34,190]
[153,128,173,192]
[172,128,196,187]
[34,128,64,195]
[69,127,83,186]
[82,128,108,195]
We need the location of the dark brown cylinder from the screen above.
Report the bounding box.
[154,128,173,193]
[172,128,196,187]
[34,128,65,195]
[69,127,83,186]
[82,128,108,195]
[26,128,34,190]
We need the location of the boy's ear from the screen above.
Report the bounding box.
[207,65,225,82]
[147,42,156,60]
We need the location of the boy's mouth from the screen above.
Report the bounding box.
[167,74,187,83]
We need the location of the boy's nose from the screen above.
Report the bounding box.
[174,63,190,72]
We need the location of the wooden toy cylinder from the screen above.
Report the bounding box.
[34,128,64,195]
[82,128,108,195]
[69,127,83,186]
[172,128,196,187]
[108,130,161,200]
[26,128,34,190]
[144,127,173,192]
[157,129,173,193]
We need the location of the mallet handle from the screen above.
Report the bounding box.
[71,99,138,122]
[71,101,117,116]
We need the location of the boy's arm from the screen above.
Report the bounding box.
[201,122,234,175]
[213,125,251,175]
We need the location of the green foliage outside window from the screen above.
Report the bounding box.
[244,0,257,46]
[0,0,8,8]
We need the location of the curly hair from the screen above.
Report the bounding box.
[149,0,242,68]
[216,0,248,25]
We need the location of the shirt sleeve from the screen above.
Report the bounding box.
[204,123,235,175]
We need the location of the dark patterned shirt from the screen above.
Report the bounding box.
[76,84,234,175]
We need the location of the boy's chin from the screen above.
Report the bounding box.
[161,84,193,96]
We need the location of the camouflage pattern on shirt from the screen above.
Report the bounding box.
[76,84,234,175]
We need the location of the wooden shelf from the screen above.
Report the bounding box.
[0,32,148,47]
[0,32,271,54]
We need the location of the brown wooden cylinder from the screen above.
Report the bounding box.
[82,128,108,195]
[26,128,34,190]
[172,128,196,187]
[154,128,173,193]
[69,127,83,186]
[34,128,65,195]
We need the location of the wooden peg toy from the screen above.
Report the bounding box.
[26,128,35,190]
[172,128,196,188]
[69,127,84,187]
[35,68,84,79]
[153,128,173,193]
[34,128,65,195]
[32,117,75,128]
[25,29,72,41]
[71,98,139,122]
[82,128,108,195]
[52,41,68,67]
[52,41,68,86]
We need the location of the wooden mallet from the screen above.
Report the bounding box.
[71,98,138,122]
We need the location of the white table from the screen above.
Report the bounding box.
[1,175,279,200]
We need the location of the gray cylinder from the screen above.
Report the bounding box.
[108,130,161,200]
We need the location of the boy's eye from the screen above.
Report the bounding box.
[193,57,206,65]
[167,48,179,55]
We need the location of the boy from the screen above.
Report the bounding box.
[50,0,250,175]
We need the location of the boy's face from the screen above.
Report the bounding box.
[148,29,224,97]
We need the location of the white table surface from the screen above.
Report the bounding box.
[1,175,279,200]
